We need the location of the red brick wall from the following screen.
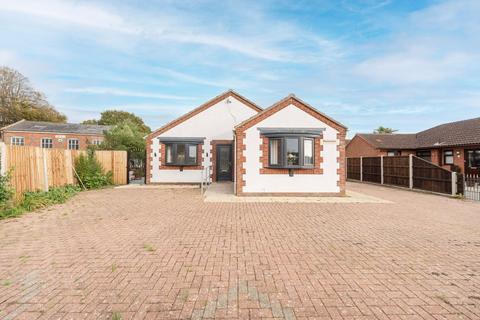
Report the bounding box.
[346,136,381,157]
[3,131,104,150]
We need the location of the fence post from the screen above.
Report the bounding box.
[42,148,49,192]
[360,156,363,182]
[0,142,6,175]
[409,154,413,189]
[380,155,384,184]
[451,172,457,196]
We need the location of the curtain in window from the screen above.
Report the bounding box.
[304,139,313,165]
[188,145,197,163]
[270,139,280,165]
[166,145,173,163]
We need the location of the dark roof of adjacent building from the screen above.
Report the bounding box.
[415,117,480,148]
[355,117,480,149]
[1,120,110,135]
[357,133,417,149]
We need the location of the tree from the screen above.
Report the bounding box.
[83,110,150,134]
[100,120,147,160]
[0,66,66,127]
[374,126,397,134]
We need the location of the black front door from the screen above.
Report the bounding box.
[465,149,480,175]
[216,144,233,181]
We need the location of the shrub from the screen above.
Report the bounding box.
[0,171,14,211]
[75,150,113,189]
[0,185,81,220]
[21,185,81,211]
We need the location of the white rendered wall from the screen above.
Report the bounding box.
[150,96,258,183]
[242,104,340,193]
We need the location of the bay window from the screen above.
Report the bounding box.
[268,136,315,168]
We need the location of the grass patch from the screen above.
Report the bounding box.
[111,263,117,272]
[2,279,11,286]
[143,243,156,252]
[179,289,189,302]
[0,185,81,220]
[111,312,122,320]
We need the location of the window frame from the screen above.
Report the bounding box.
[90,139,102,146]
[416,150,432,161]
[443,149,454,165]
[10,136,25,146]
[164,142,199,166]
[386,150,400,156]
[267,136,315,169]
[41,138,53,149]
[467,149,480,168]
[68,138,80,150]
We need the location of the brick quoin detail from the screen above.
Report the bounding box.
[337,132,346,195]
[146,137,153,183]
[210,140,233,182]
[259,136,323,174]
[235,132,247,195]
[235,96,347,195]
[158,143,204,171]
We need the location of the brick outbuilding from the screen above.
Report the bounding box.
[0,120,109,150]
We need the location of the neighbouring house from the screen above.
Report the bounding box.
[346,117,480,175]
[146,90,347,196]
[0,120,110,150]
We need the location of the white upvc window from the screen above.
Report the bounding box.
[91,139,103,146]
[68,138,80,150]
[41,138,53,148]
[11,136,25,146]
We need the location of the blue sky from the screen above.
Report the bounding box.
[1,0,479,137]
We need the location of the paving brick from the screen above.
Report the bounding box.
[0,183,479,319]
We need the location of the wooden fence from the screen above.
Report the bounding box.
[347,155,458,196]
[0,143,127,196]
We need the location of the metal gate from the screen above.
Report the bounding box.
[464,174,480,201]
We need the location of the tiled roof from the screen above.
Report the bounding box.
[356,117,480,149]
[1,120,110,135]
[357,133,417,149]
[416,117,480,148]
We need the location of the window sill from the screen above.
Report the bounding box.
[266,166,315,170]
[164,163,199,167]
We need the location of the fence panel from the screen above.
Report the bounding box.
[2,145,127,196]
[383,156,410,187]
[412,157,452,194]
[362,157,382,184]
[347,157,361,180]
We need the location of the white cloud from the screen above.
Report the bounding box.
[355,50,472,84]
[64,87,196,100]
[1,0,135,33]
[0,0,341,63]
[0,50,16,65]
[353,0,480,85]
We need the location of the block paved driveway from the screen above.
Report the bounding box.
[1,183,480,320]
